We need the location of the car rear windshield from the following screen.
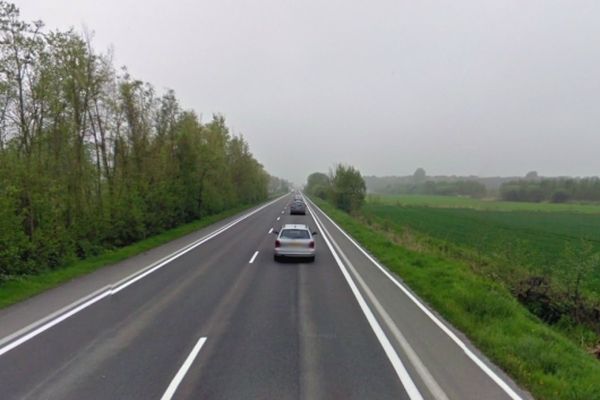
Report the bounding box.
[280,229,310,239]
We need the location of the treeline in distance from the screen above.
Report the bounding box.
[500,177,600,203]
[0,2,273,279]
[365,168,487,198]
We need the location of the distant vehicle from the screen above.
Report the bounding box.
[290,201,306,215]
[273,224,318,262]
[293,194,303,201]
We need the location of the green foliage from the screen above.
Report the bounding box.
[305,172,330,199]
[313,198,600,400]
[413,167,426,183]
[376,179,487,198]
[0,187,31,276]
[500,177,600,203]
[306,166,366,212]
[0,203,255,309]
[329,164,366,212]
[268,175,290,196]
[0,3,270,281]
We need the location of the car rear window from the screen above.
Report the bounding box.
[280,229,310,239]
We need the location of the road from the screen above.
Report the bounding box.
[0,194,531,400]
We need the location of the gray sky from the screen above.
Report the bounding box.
[15,0,600,184]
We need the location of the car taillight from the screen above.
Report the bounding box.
[275,240,281,248]
[308,240,315,248]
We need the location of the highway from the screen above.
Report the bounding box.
[0,193,531,400]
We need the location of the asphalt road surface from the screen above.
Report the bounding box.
[0,194,532,400]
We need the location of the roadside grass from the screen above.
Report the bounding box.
[369,194,600,214]
[0,203,257,309]
[313,198,600,400]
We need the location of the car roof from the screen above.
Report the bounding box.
[281,224,309,230]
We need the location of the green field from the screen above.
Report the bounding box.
[363,201,600,295]
[366,194,600,295]
[368,194,600,214]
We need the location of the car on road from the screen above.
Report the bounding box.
[273,224,317,262]
[290,201,306,215]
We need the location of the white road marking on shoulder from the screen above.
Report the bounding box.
[305,202,423,400]
[306,197,525,400]
[249,251,259,264]
[327,222,449,400]
[161,336,207,400]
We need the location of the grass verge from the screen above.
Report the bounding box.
[0,202,259,309]
[312,197,600,400]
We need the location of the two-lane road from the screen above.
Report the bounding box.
[0,194,531,400]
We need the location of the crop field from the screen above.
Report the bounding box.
[364,195,600,295]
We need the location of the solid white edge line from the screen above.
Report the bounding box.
[160,336,207,400]
[306,196,524,400]
[329,229,450,400]
[305,202,424,400]
[249,251,259,264]
[0,195,288,357]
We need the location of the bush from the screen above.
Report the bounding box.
[330,164,366,213]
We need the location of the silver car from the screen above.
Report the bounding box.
[273,224,317,262]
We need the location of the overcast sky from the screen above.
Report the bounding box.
[15,0,600,184]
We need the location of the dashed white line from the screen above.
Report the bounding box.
[249,251,259,264]
[277,216,280,221]
[268,227,273,234]
[160,336,207,400]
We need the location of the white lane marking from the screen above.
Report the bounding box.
[277,216,280,221]
[325,218,449,400]
[249,251,259,264]
[281,211,285,214]
[160,336,207,400]
[0,195,288,357]
[268,228,273,234]
[306,197,525,400]
[305,203,423,400]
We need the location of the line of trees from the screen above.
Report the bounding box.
[500,177,600,203]
[305,164,366,213]
[381,180,487,197]
[0,2,270,279]
[365,169,487,198]
[268,176,290,196]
